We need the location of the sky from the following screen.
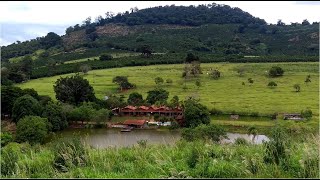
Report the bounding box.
[1,1,319,46]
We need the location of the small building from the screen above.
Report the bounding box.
[283,113,304,120]
[123,120,148,129]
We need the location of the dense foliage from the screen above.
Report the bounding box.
[15,116,49,145]
[12,95,42,123]
[146,88,169,104]
[268,66,284,77]
[54,74,96,105]
[183,98,210,128]
[42,101,68,131]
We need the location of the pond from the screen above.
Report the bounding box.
[48,128,269,149]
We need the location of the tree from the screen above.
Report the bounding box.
[184,98,210,128]
[20,55,33,78]
[293,84,300,92]
[267,81,277,88]
[182,124,226,142]
[137,44,152,57]
[40,32,62,49]
[12,95,42,123]
[146,89,169,104]
[69,103,95,124]
[105,95,127,109]
[277,19,285,26]
[302,19,310,25]
[42,101,68,131]
[94,109,111,126]
[269,66,284,77]
[112,76,135,91]
[185,52,199,63]
[305,75,311,85]
[79,64,91,74]
[99,54,113,61]
[16,116,49,145]
[248,78,254,85]
[54,74,96,105]
[154,77,164,86]
[169,95,180,107]
[127,92,144,105]
[210,69,221,79]
[1,86,24,116]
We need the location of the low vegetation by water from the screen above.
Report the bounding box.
[1,131,318,178]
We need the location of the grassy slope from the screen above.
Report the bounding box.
[2,135,319,178]
[17,62,319,115]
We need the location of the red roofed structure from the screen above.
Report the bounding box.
[112,105,184,118]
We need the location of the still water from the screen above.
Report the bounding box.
[48,128,269,149]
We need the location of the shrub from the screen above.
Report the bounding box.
[268,81,277,88]
[0,132,14,147]
[99,54,113,61]
[234,137,249,145]
[12,95,42,123]
[210,69,221,79]
[293,84,300,92]
[16,116,50,145]
[42,101,68,131]
[269,66,284,77]
[301,109,312,120]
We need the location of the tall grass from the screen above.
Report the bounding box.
[1,133,318,178]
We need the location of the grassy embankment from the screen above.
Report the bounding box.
[1,134,318,178]
[17,62,319,133]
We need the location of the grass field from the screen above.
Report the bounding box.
[18,62,319,116]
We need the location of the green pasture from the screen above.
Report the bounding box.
[17,62,319,117]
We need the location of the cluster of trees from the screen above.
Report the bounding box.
[2,75,114,145]
[1,56,33,84]
[63,3,265,35]
[112,76,136,91]
[1,32,62,61]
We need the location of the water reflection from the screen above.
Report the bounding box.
[49,128,269,149]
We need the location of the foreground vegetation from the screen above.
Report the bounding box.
[1,131,318,178]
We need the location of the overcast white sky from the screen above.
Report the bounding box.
[1,1,319,46]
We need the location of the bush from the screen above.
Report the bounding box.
[16,116,50,145]
[267,81,277,88]
[269,66,284,77]
[210,69,221,79]
[181,124,226,143]
[234,137,249,145]
[99,54,113,61]
[0,132,14,147]
[12,95,42,123]
[42,101,68,131]
[301,109,312,120]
